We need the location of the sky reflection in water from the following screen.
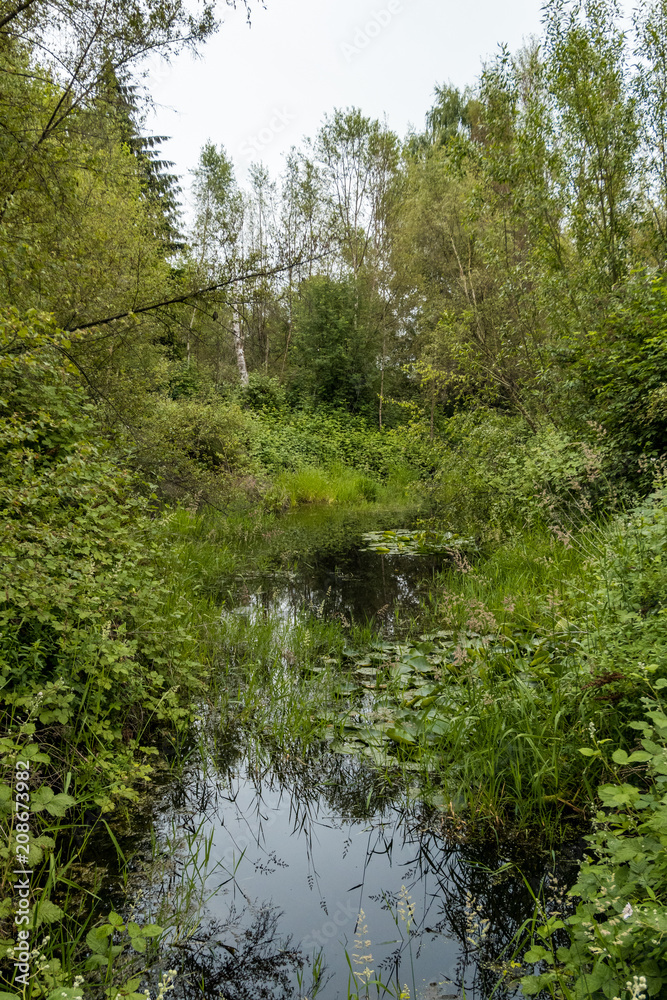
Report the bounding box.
[139,743,568,1000]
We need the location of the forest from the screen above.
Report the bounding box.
[2,0,667,998]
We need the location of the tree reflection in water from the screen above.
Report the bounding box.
[117,732,577,1000]
[168,906,315,1000]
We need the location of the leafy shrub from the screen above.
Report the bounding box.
[565,274,667,488]
[252,407,439,483]
[134,396,258,504]
[241,373,287,412]
[0,310,206,764]
[522,702,667,999]
[430,411,612,535]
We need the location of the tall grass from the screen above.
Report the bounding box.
[267,461,419,509]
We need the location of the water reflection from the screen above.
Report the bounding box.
[84,510,576,1000]
[122,739,576,1000]
[225,547,443,628]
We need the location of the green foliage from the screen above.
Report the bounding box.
[133,395,258,503]
[521,704,667,999]
[270,464,379,508]
[427,411,611,536]
[0,309,207,770]
[241,373,287,412]
[290,276,382,411]
[252,407,438,486]
[543,0,639,288]
[565,275,667,481]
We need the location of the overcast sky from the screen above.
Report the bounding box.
[142,0,547,205]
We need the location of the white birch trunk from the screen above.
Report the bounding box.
[233,306,249,386]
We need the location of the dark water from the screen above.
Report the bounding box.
[222,507,444,628]
[108,741,575,1000]
[95,509,578,1000]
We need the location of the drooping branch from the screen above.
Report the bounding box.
[0,0,40,31]
[64,253,331,333]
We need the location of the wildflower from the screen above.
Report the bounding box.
[622,902,633,920]
[352,910,373,984]
[464,892,490,948]
[626,975,647,1000]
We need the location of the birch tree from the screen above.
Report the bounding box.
[191,141,248,384]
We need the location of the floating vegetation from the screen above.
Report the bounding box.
[318,632,507,765]
[361,528,475,556]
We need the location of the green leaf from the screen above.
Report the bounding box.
[44,792,76,817]
[385,725,417,745]
[86,926,112,955]
[598,782,641,808]
[628,750,653,762]
[85,954,108,970]
[520,974,555,996]
[140,924,162,938]
[33,899,63,925]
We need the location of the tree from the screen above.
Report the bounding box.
[190,141,248,383]
[291,276,380,411]
[633,0,667,256]
[0,0,251,223]
[543,0,639,288]
[314,108,399,280]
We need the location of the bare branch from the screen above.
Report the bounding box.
[64,253,332,333]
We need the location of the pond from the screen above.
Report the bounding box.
[101,735,577,1000]
[94,508,580,1000]
[219,507,452,630]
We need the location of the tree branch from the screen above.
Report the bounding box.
[0,0,40,31]
[64,254,331,333]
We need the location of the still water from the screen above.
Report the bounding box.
[120,742,572,1000]
[221,506,444,629]
[103,509,578,1000]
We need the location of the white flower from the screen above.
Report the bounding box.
[622,902,633,920]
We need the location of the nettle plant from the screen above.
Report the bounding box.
[0,309,207,799]
[521,696,667,999]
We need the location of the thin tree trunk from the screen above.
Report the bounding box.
[233,305,249,386]
[379,329,385,429]
[430,386,435,441]
[187,307,195,367]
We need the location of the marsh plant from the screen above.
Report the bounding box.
[345,890,417,1000]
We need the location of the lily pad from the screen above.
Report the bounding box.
[361,528,476,557]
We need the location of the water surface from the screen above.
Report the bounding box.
[96,508,578,1000]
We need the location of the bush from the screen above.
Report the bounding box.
[133,395,258,504]
[0,310,206,761]
[241,373,287,412]
[252,407,439,483]
[428,410,613,536]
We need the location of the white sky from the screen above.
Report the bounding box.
[142,0,547,204]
